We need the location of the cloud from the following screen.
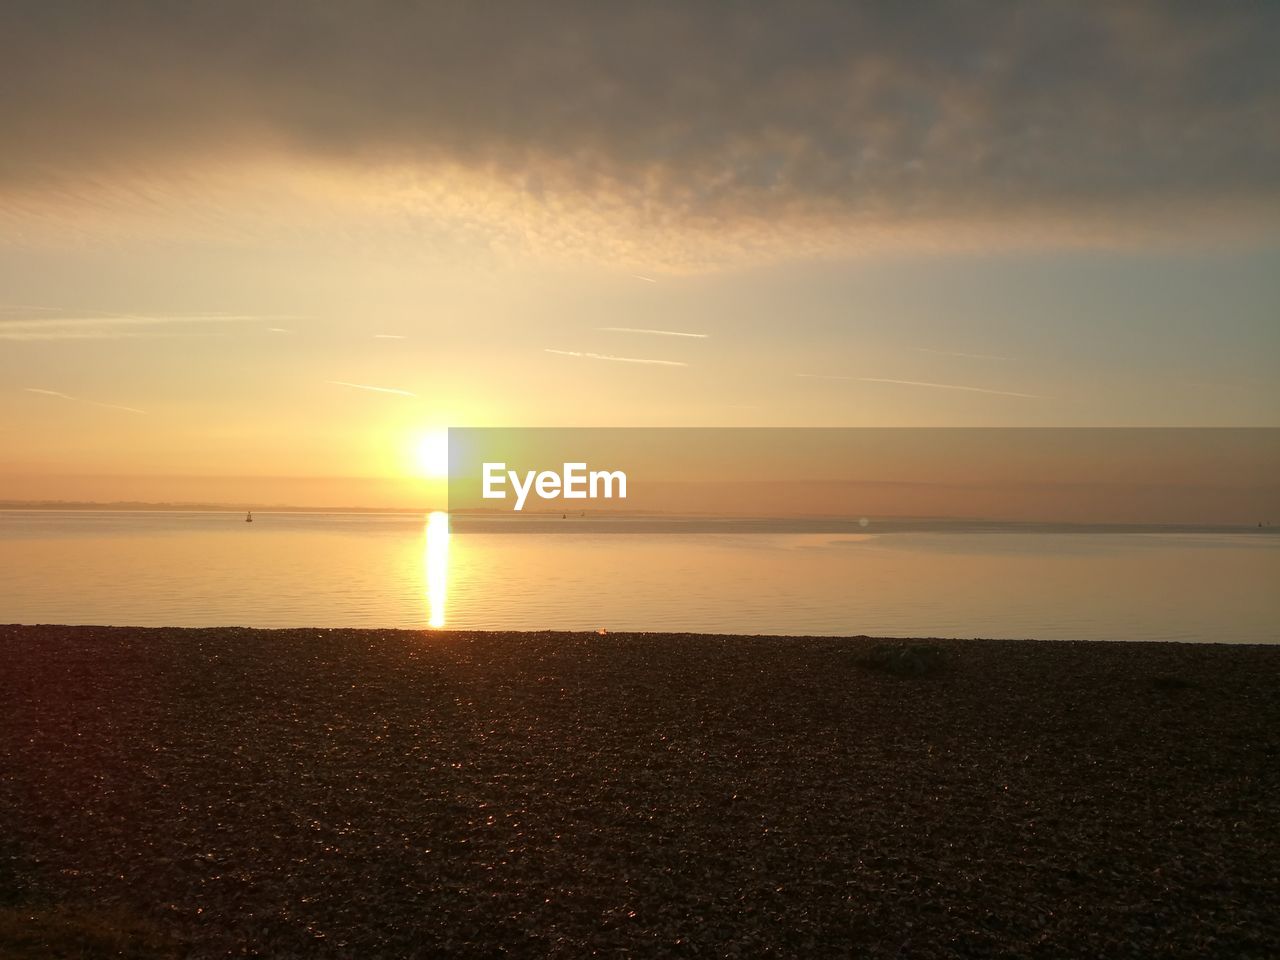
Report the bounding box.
[325,380,417,397]
[796,373,1043,399]
[545,349,687,367]
[24,387,147,414]
[1,3,1277,264]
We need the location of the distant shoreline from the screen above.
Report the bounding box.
[2,504,1276,535]
[0,501,435,515]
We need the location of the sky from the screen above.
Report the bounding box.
[1,1,1278,507]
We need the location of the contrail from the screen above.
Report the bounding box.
[857,377,1042,399]
[796,374,1043,399]
[24,387,147,414]
[2,330,154,341]
[326,380,418,397]
[374,334,407,340]
[545,349,687,367]
[597,327,708,339]
[632,275,658,283]
[0,311,304,341]
[2,313,296,327]
[913,347,1013,361]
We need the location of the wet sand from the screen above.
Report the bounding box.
[1,625,1277,958]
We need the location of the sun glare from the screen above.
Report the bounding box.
[424,510,450,628]
[415,430,450,478]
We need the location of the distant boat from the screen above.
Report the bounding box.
[245,511,253,523]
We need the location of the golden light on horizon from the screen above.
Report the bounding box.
[424,510,450,628]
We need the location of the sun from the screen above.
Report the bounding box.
[414,430,450,478]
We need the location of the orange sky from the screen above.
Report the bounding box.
[1,4,1278,507]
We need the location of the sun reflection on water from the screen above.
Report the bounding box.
[424,511,450,627]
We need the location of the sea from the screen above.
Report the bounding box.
[1,510,1276,642]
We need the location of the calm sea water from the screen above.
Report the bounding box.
[1,510,1277,642]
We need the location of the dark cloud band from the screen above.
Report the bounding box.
[2,1,1277,254]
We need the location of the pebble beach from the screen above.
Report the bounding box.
[2,625,1277,958]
